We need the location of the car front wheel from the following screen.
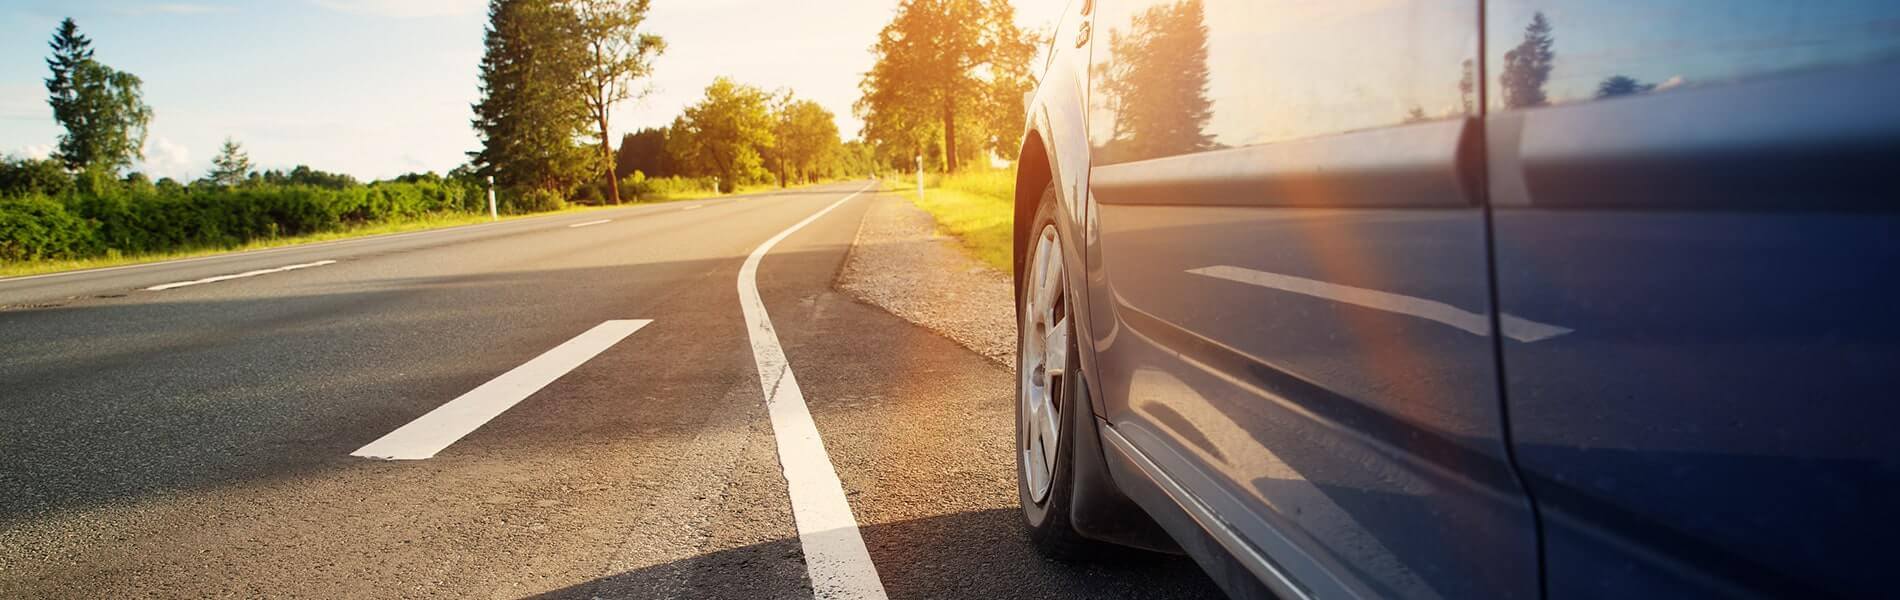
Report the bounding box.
[1017,184,1101,559]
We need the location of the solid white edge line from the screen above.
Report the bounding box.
[568,219,613,228]
[351,319,651,460]
[738,182,888,600]
[144,260,338,291]
[682,204,704,211]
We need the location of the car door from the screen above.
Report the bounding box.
[1082,1,1539,597]
[1485,1,1900,597]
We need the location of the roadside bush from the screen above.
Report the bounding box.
[508,188,566,213]
[618,170,646,198]
[623,173,719,201]
[573,183,604,206]
[0,167,567,266]
[0,196,95,262]
[0,158,76,199]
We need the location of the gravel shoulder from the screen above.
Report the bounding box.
[836,190,1016,368]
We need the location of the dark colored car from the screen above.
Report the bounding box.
[1010,1,1900,598]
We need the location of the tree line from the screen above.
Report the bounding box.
[472,0,868,200]
[1,18,486,264]
[4,0,1046,264]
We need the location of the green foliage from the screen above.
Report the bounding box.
[0,157,77,198]
[471,0,594,197]
[618,171,718,200]
[766,96,843,186]
[0,196,95,262]
[259,165,360,189]
[615,128,673,178]
[206,137,254,187]
[571,0,665,204]
[45,18,152,173]
[858,0,1038,172]
[0,172,483,265]
[671,78,776,192]
[508,187,567,213]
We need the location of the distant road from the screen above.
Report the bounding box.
[0,181,1221,599]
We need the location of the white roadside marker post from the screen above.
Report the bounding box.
[915,154,924,200]
[486,175,498,222]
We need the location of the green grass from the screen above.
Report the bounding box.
[0,206,608,279]
[906,169,1015,272]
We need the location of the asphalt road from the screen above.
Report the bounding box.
[0,181,1224,599]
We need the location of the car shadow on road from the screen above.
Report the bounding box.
[522,508,1226,600]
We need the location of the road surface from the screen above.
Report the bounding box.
[0,181,1223,599]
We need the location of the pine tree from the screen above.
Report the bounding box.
[1501,12,1556,109]
[44,18,152,173]
[1094,0,1216,162]
[44,19,92,109]
[207,137,253,187]
[470,0,592,198]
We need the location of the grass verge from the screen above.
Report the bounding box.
[904,169,1014,272]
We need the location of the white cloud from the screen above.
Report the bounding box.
[13,144,53,160]
[140,137,193,180]
[1655,75,1686,92]
[311,0,484,18]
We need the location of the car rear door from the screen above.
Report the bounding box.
[1485,1,1900,597]
[1082,1,1539,597]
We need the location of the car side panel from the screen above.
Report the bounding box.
[1486,2,1900,595]
[1081,1,1539,597]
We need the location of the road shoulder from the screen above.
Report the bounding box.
[836,191,1016,368]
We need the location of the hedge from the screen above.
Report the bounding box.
[0,179,482,263]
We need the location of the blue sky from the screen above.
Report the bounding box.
[0,0,1067,181]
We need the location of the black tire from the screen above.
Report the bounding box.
[1017,183,1105,560]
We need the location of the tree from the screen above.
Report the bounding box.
[207,137,253,187]
[1500,12,1556,109]
[470,0,593,197]
[766,96,841,186]
[568,0,663,205]
[858,0,1037,172]
[1092,0,1215,163]
[838,140,875,178]
[671,78,775,192]
[44,18,153,173]
[1595,75,1655,99]
[0,157,76,198]
[615,127,672,178]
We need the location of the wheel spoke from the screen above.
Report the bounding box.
[1044,316,1069,380]
[1037,258,1062,327]
[1038,398,1061,471]
[1029,249,1052,318]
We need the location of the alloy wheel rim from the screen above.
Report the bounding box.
[1021,224,1068,505]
